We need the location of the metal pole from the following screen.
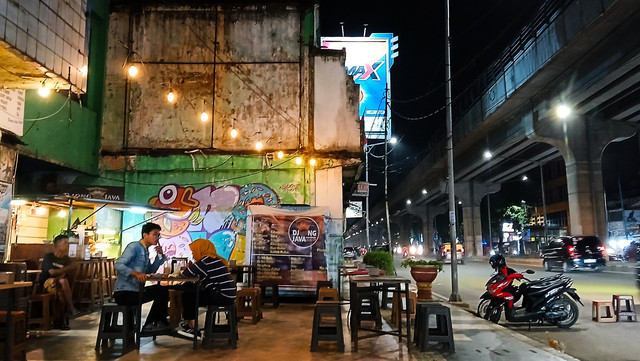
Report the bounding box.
[384,117,392,254]
[487,191,492,252]
[539,163,548,245]
[618,174,627,240]
[365,147,371,248]
[444,0,461,303]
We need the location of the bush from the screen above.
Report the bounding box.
[400,258,444,272]
[362,250,395,275]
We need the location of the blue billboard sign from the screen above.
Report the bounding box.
[321,33,398,139]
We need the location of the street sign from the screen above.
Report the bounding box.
[353,181,369,197]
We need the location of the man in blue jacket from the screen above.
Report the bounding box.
[114,222,170,332]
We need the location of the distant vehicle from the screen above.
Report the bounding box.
[395,244,424,258]
[370,244,390,253]
[437,243,464,264]
[541,236,606,272]
[343,247,357,259]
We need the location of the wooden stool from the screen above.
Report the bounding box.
[168,289,184,328]
[0,311,27,360]
[203,303,238,349]
[94,303,140,352]
[28,292,54,330]
[612,295,637,322]
[592,300,615,322]
[73,261,101,309]
[415,303,455,353]
[316,281,333,300]
[318,288,339,302]
[391,290,417,328]
[381,282,400,310]
[236,288,261,324]
[310,300,344,352]
[356,288,382,328]
[260,280,280,308]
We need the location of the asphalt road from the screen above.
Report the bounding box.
[393,257,640,361]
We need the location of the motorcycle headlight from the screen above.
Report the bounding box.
[417,245,424,255]
[409,245,417,255]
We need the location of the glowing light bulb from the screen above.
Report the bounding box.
[230,128,238,138]
[255,141,263,151]
[295,157,303,165]
[309,158,316,166]
[277,151,284,159]
[35,206,47,216]
[80,65,88,77]
[38,86,50,98]
[167,91,175,103]
[57,209,67,218]
[200,112,209,122]
[128,65,138,77]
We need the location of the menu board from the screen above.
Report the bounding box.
[251,214,327,287]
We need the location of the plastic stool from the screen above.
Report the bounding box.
[318,288,339,302]
[356,289,382,328]
[94,303,140,352]
[236,288,261,324]
[592,300,615,322]
[414,303,455,353]
[612,295,637,322]
[203,303,238,349]
[310,300,344,352]
[260,280,280,308]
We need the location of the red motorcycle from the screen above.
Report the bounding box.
[478,255,582,329]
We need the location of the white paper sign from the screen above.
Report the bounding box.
[0,89,24,136]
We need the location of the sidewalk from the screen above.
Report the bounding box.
[25,296,577,361]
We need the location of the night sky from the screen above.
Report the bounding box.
[318,0,546,203]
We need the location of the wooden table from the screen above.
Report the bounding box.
[141,275,201,350]
[348,275,411,352]
[0,282,32,361]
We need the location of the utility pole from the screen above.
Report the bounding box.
[384,108,392,253]
[445,0,461,303]
[365,147,371,248]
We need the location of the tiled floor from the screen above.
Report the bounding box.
[26,300,441,361]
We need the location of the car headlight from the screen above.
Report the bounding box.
[396,246,402,254]
[417,245,424,255]
[409,245,416,255]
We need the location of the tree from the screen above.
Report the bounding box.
[503,205,529,232]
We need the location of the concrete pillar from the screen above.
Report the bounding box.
[456,181,486,257]
[529,114,636,241]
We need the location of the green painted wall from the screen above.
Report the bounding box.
[21,91,100,174]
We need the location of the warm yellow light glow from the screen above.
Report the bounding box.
[200,112,209,122]
[295,157,303,165]
[277,151,284,159]
[230,128,238,138]
[309,158,316,166]
[35,206,47,216]
[80,65,88,77]
[167,91,176,103]
[57,209,67,218]
[255,141,263,151]
[128,65,138,77]
[10,200,26,206]
[38,86,51,98]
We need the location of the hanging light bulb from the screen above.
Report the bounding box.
[128,65,138,77]
[230,128,238,138]
[200,112,209,122]
[309,158,316,166]
[38,83,51,98]
[295,157,303,165]
[277,151,284,159]
[167,91,176,103]
[255,141,263,151]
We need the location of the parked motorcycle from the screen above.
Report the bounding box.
[478,254,583,328]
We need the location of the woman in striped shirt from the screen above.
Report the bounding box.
[178,238,237,337]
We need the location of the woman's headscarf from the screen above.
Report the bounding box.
[189,238,229,267]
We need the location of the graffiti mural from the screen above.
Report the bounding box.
[147,183,280,263]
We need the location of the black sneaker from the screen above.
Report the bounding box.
[176,323,202,340]
[142,322,171,333]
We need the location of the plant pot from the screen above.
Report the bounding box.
[409,265,439,301]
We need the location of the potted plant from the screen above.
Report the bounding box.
[401,259,444,301]
[362,251,395,276]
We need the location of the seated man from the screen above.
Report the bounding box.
[40,234,79,330]
[177,239,237,338]
[114,222,170,332]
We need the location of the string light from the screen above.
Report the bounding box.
[128,65,138,77]
[230,128,238,138]
[277,151,284,159]
[200,112,209,122]
[167,91,176,103]
[309,158,316,166]
[38,81,50,98]
[255,141,263,151]
[295,157,303,165]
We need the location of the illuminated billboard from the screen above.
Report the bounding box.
[321,33,398,139]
